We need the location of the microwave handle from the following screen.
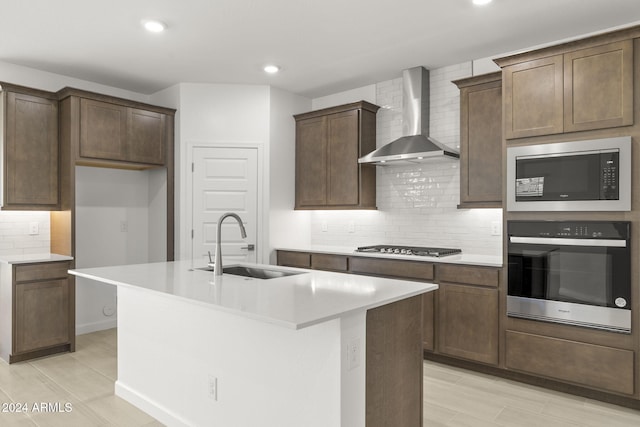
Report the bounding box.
[509,236,626,248]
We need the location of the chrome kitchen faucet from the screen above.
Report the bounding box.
[214,212,247,276]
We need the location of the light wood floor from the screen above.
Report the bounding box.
[1,329,640,426]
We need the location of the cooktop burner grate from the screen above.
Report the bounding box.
[355,245,462,257]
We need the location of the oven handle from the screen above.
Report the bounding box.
[509,236,627,247]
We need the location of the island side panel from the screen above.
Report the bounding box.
[114,285,366,427]
[366,295,423,427]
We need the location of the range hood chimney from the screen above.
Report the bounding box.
[358,67,459,165]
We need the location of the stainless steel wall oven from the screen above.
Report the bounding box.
[507,220,631,333]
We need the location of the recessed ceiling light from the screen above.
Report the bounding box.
[472,0,493,5]
[264,65,280,74]
[142,20,167,33]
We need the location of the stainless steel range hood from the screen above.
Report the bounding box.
[358,67,459,166]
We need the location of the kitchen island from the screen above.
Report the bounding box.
[69,260,437,427]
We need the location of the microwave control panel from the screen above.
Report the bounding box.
[600,152,619,200]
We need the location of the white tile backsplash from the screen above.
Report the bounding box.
[310,62,503,257]
[0,211,50,255]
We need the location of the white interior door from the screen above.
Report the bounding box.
[192,146,258,265]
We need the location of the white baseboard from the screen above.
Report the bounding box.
[115,381,191,427]
[76,318,118,335]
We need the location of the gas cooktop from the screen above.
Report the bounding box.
[355,245,462,258]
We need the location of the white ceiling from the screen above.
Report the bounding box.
[1,0,640,98]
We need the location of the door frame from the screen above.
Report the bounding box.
[184,141,266,264]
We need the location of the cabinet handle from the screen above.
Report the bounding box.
[241,244,255,251]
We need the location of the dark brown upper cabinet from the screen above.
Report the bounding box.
[0,83,59,210]
[453,72,502,208]
[294,101,379,210]
[497,34,634,140]
[564,40,633,133]
[501,55,564,139]
[79,98,166,167]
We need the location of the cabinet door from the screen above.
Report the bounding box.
[327,110,359,206]
[128,108,166,165]
[438,283,498,365]
[459,79,502,207]
[15,279,70,354]
[80,98,127,161]
[295,116,327,207]
[3,91,59,209]
[564,40,633,132]
[503,55,564,139]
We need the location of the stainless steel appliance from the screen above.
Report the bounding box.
[506,136,631,211]
[358,67,459,165]
[507,220,631,333]
[356,245,461,257]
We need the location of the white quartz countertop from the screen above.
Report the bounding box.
[69,260,437,330]
[277,246,503,268]
[0,253,74,264]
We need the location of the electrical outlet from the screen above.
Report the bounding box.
[491,221,501,236]
[347,338,361,370]
[321,221,328,232]
[120,220,128,233]
[102,305,116,316]
[347,221,355,233]
[208,375,218,401]
[28,222,39,235]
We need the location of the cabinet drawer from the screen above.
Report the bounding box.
[14,262,70,283]
[506,331,634,395]
[277,251,311,268]
[349,257,434,281]
[311,254,347,272]
[437,264,499,288]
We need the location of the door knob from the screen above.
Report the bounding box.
[241,244,255,251]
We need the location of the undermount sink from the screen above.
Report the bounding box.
[195,265,303,280]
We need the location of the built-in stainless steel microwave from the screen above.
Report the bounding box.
[506,136,631,211]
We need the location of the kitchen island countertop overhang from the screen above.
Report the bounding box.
[68,260,437,329]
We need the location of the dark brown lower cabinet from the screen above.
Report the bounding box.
[0,261,73,363]
[435,264,500,366]
[15,279,70,354]
[506,331,634,396]
[310,253,348,271]
[276,250,311,268]
[438,283,498,365]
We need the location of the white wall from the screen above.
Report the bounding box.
[75,166,163,334]
[312,84,376,110]
[267,87,312,263]
[0,60,152,104]
[0,211,50,256]
[169,83,272,261]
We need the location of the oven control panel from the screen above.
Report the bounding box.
[508,221,630,240]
